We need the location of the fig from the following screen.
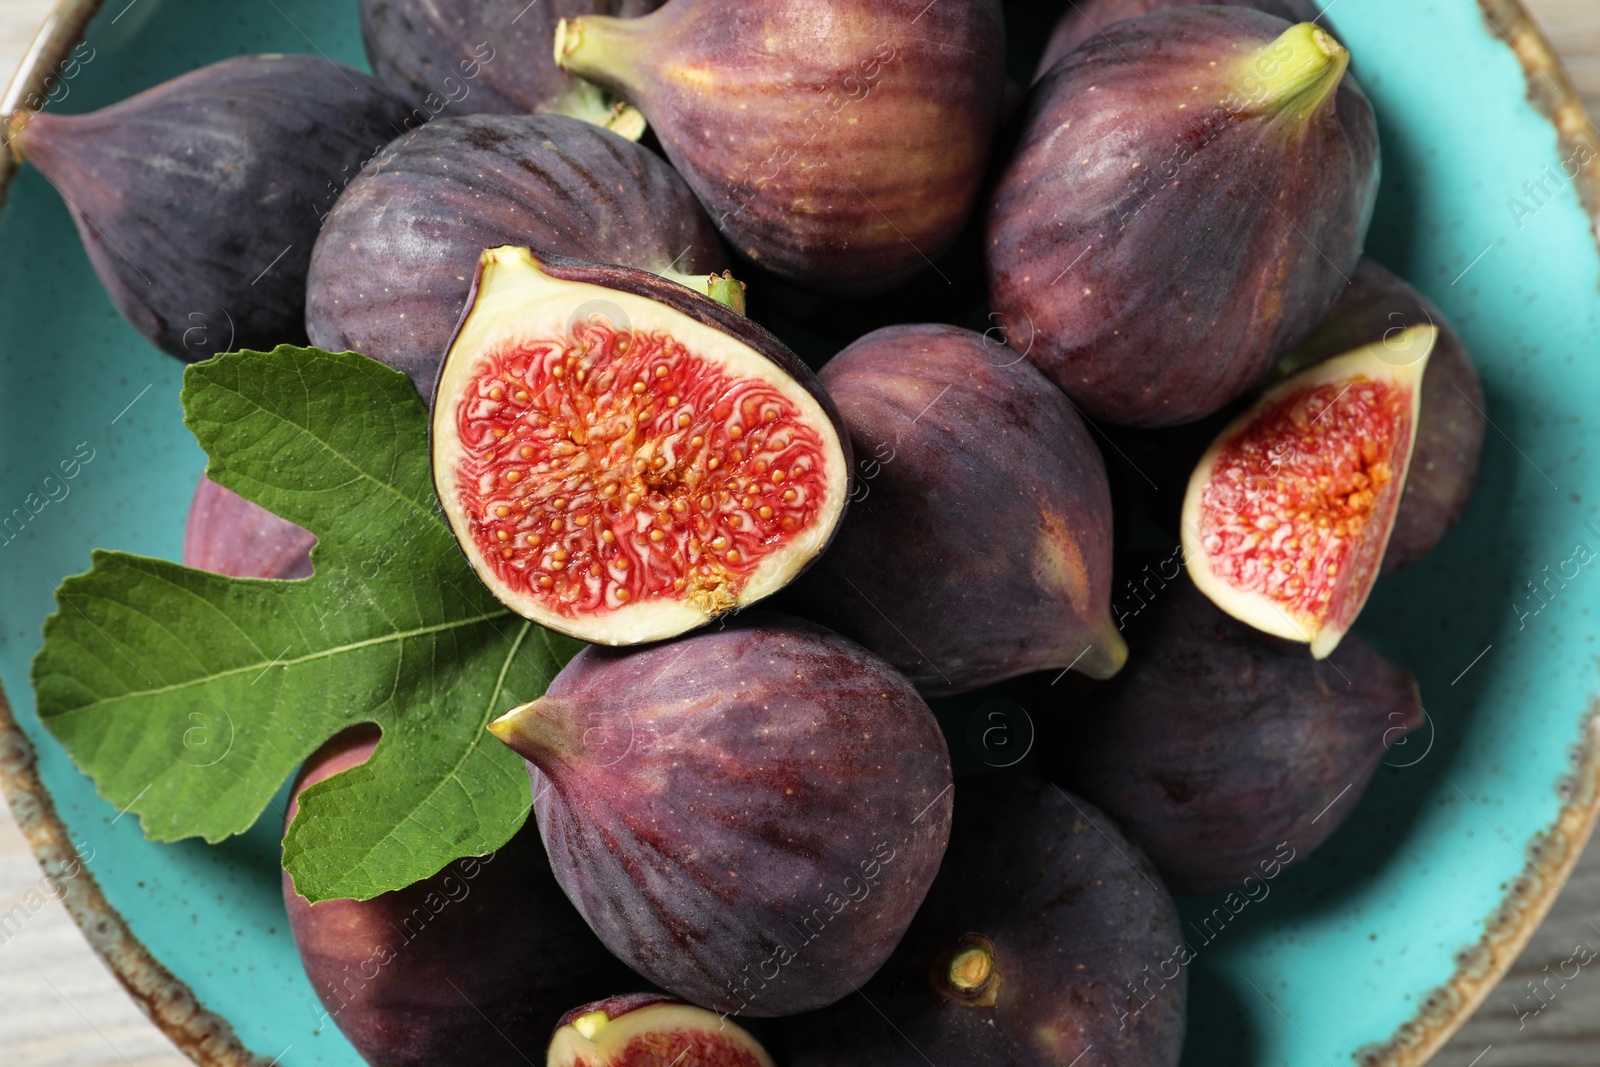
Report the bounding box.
[305,114,730,400]
[553,0,1007,295]
[433,247,850,645]
[1041,573,1423,894]
[283,729,638,1067]
[987,11,1380,426]
[182,474,315,580]
[488,613,953,1016]
[1276,259,1486,574]
[1034,0,1324,81]
[782,779,1185,1067]
[361,0,658,130]
[1181,325,1435,658]
[548,994,776,1067]
[9,55,413,362]
[784,323,1125,695]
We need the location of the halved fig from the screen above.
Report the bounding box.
[1181,324,1436,657]
[184,474,315,580]
[548,994,776,1067]
[432,247,851,645]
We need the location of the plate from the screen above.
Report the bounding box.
[0,0,1597,1064]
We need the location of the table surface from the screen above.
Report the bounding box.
[1,0,1598,1064]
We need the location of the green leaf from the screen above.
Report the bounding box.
[31,347,582,902]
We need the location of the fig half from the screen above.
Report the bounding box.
[432,247,850,645]
[1182,324,1436,657]
[1034,0,1324,81]
[548,994,775,1067]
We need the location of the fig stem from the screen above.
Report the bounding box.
[542,78,648,142]
[1070,615,1130,680]
[488,696,588,767]
[554,15,653,101]
[948,946,994,991]
[5,110,34,163]
[1240,23,1350,123]
[658,269,749,316]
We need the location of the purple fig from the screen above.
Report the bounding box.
[1034,0,1324,81]
[488,613,953,1016]
[548,994,776,1067]
[283,729,638,1067]
[1274,259,1486,573]
[987,10,1379,426]
[360,0,659,129]
[183,474,315,580]
[784,324,1124,695]
[1040,573,1424,894]
[553,0,1006,295]
[783,778,1186,1067]
[9,56,413,362]
[305,114,729,400]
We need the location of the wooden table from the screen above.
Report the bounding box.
[0,0,1597,1064]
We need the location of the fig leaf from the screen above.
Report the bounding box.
[31,347,581,903]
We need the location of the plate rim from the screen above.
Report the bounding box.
[0,1,1595,1064]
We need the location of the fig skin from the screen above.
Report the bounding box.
[1276,259,1486,574]
[782,779,1186,1067]
[555,0,1006,296]
[360,0,661,121]
[12,55,414,362]
[783,323,1125,695]
[305,114,728,400]
[1040,574,1424,894]
[987,9,1380,427]
[488,613,953,1017]
[1034,0,1323,80]
[282,730,641,1067]
[182,474,315,580]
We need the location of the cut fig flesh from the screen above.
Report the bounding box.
[433,246,849,645]
[547,997,775,1067]
[1181,324,1436,658]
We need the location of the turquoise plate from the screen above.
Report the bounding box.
[1,0,1597,1064]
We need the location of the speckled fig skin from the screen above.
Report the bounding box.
[361,0,661,120]
[555,0,1006,295]
[282,730,639,1067]
[782,779,1185,1067]
[987,8,1379,426]
[12,56,413,362]
[1276,259,1486,574]
[1033,0,1323,81]
[782,324,1124,695]
[488,613,953,1016]
[1039,574,1424,894]
[305,114,728,399]
[183,474,315,580]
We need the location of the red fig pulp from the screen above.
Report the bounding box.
[488,614,953,1017]
[548,994,776,1067]
[432,247,850,645]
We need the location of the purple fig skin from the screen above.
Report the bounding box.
[1034,0,1323,81]
[183,474,315,580]
[987,9,1380,427]
[555,0,1006,296]
[782,779,1185,1067]
[283,729,640,1067]
[13,56,414,362]
[1275,259,1486,574]
[488,613,953,1017]
[305,114,728,400]
[783,324,1124,696]
[1040,575,1424,895]
[360,0,662,119]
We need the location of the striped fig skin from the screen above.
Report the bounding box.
[493,614,952,1016]
[987,8,1379,427]
[1033,0,1324,81]
[14,56,414,362]
[183,474,315,580]
[305,115,728,399]
[556,0,1006,295]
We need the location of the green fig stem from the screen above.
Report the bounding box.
[935,935,1000,1007]
[1238,23,1349,123]
[488,696,587,767]
[1071,615,1130,681]
[555,16,653,102]
[542,78,648,141]
[659,269,750,316]
[5,110,34,162]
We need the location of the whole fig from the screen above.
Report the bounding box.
[988,10,1379,426]
[183,474,314,580]
[1034,0,1324,80]
[554,0,1006,295]
[488,613,953,1017]
[305,114,728,399]
[283,729,638,1067]
[783,779,1186,1067]
[1041,573,1424,894]
[784,324,1125,695]
[11,55,413,362]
